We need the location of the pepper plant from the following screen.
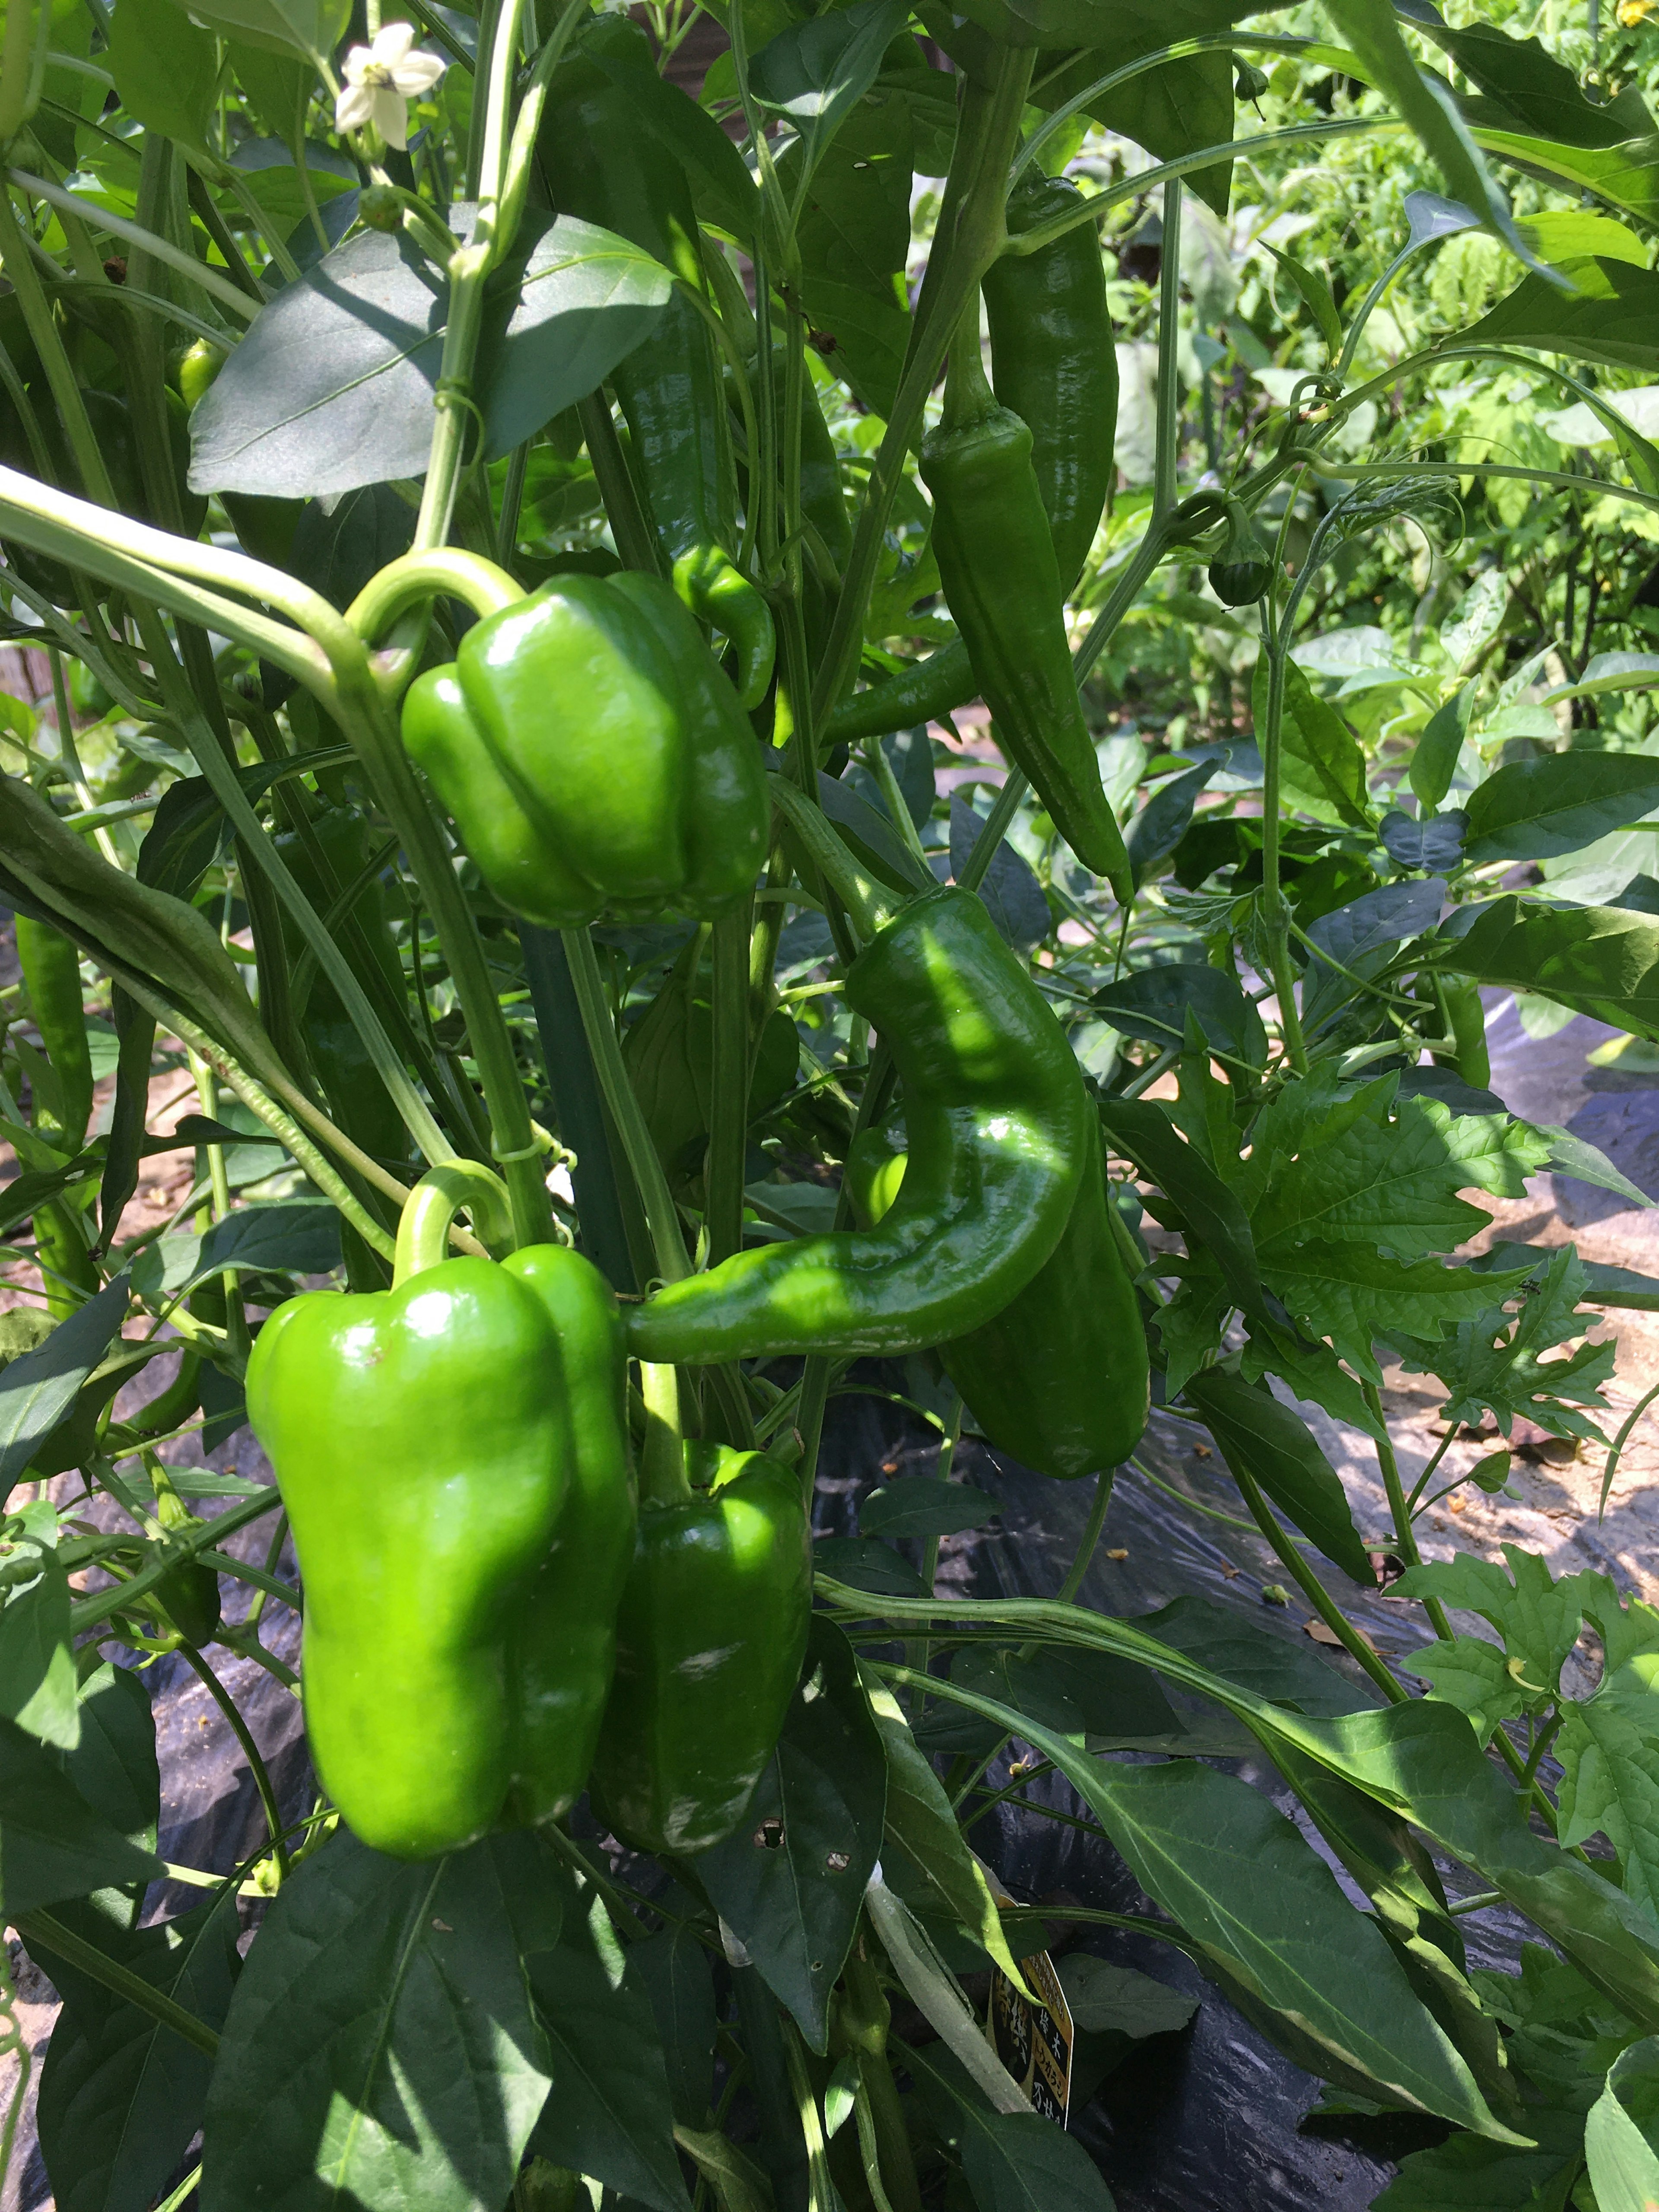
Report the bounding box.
[5,0,1659,2207]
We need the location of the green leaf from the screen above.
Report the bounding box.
[51,1663,157,1936]
[673,2126,776,2212]
[1411,680,1477,813]
[189,215,672,499]
[1320,0,1548,276]
[1264,242,1342,358]
[1265,1242,1530,1381]
[1372,2105,1585,2211]
[690,1617,886,2053]
[1462,754,1659,866]
[1055,1956,1197,2039]
[526,1890,691,2212]
[632,1928,717,2129]
[1552,1595,1659,1921]
[1105,1103,1262,1310]
[1545,653,1659,706]
[786,93,914,417]
[1424,18,1652,149]
[108,0,219,148]
[0,1714,164,1920]
[911,2041,1119,2207]
[813,1535,924,1597]
[0,1273,131,1501]
[750,0,910,177]
[862,1675,1029,1985]
[1183,1367,1373,1586]
[583,15,757,244]
[861,1478,998,1539]
[129,1201,341,1303]
[1300,881,1446,1033]
[1390,1247,1614,1440]
[1407,1635,1535,1748]
[160,0,343,60]
[1134,1595,1379,1715]
[915,1676,1521,2136]
[1460,257,1659,375]
[1257,657,1371,828]
[0,1555,77,1749]
[1586,2037,1659,2212]
[1092,964,1266,1067]
[33,1887,241,2212]
[200,1830,563,2212]
[1126,763,1215,889]
[1450,896,1659,1041]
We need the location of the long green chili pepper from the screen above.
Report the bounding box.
[920,310,1132,898]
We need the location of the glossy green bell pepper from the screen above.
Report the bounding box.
[401,572,769,929]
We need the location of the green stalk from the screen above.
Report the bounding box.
[181,1646,290,1880]
[1254,597,1308,1073]
[1227,1451,1404,1703]
[17,1911,219,2056]
[705,903,752,1268]
[1153,178,1183,519]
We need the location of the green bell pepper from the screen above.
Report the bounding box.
[402,573,769,930]
[246,1165,632,1859]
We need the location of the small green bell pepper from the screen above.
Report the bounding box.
[589,1441,810,1855]
[402,573,769,930]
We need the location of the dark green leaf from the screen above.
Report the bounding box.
[163,0,345,61]
[526,1891,690,2212]
[909,2041,1118,2209]
[861,1477,998,1540]
[1411,680,1477,814]
[918,1680,1520,2138]
[1460,257,1659,375]
[786,94,914,415]
[1264,242,1342,357]
[1055,1956,1197,2040]
[813,1536,924,1597]
[1300,880,1445,1031]
[1093,964,1266,1067]
[582,16,758,243]
[1449,897,1659,1041]
[1097,1096,1265,1322]
[130,1202,341,1304]
[0,1714,164,1920]
[200,1830,563,2212]
[1427,18,1651,148]
[862,1675,1028,1983]
[0,1275,132,1502]
[34,1886,241,2212]
[1262,657,1371,828]
[750,0,910,178]
[1586,2035,1659,2212]
[1133,1595,1378,1715]
[632,1927,717,2129]
[0,1557,77,1749]
[1183,1367,1373,1586]
[951,798,1050,948]
[1126,764,1215,888]
[817,769,934,894]
[1462,754,1659,866]
[1372,2105,1584,2211]
[690,1617,886,2053]
[108,0,218,147]
[286,482,416,612]
[1379,810,1468,873]
[190,215,671,499]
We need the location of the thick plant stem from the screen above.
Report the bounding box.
[706,904,752,1267]
[1153,177,1184,517]
[810,46,1034,736]
[561,926,688,1287]
[639,1358,690,1506]
[19,1912,218,2056]
[1255,606,1307,1072]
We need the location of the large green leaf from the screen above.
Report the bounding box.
[129,1201,341,1303]
[750,0,911,180]
[631,1928,717,2129]
[582,15,757,244]
[1092,964,1266,1066]
[51,1664,158,1937]
[1373,2106,1585,2211]
[1096,1096,1266,1322]
[201,1831,563,2212]
[784,93,914,418]
[0,1274,132,1500]
[108,0,218,147]
[1266,1241,1531,1378]
[0,1553,76,1749]
[1182,1367,1372,1586]
[0,1715,164,1921]
[189,215,671,498]
[908,1675,1521,2136]
[1586,2038,1659,2212]
[526,1890,690,2212]
[861,1676,1029,1984]
[909,2043,1119,2208]
[1459,257,1659,375]
[1472,131,1659,231]
[162,0,345,60]
[1268,657,1372,828]
[1462,753,1659,865]
[1427,18,1652,148]
[690,1617,886,2053]
[1450,896,1659,1039]
[34,1887,241,2212]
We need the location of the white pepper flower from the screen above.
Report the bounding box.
[334,24,447,153]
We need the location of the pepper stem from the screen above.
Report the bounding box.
[638,1360,692,1505]
[940,291,997,433]
[770,778,899,944]
[393,1162,515,1284]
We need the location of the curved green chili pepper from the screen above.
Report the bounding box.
[625,887,1089,1365]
